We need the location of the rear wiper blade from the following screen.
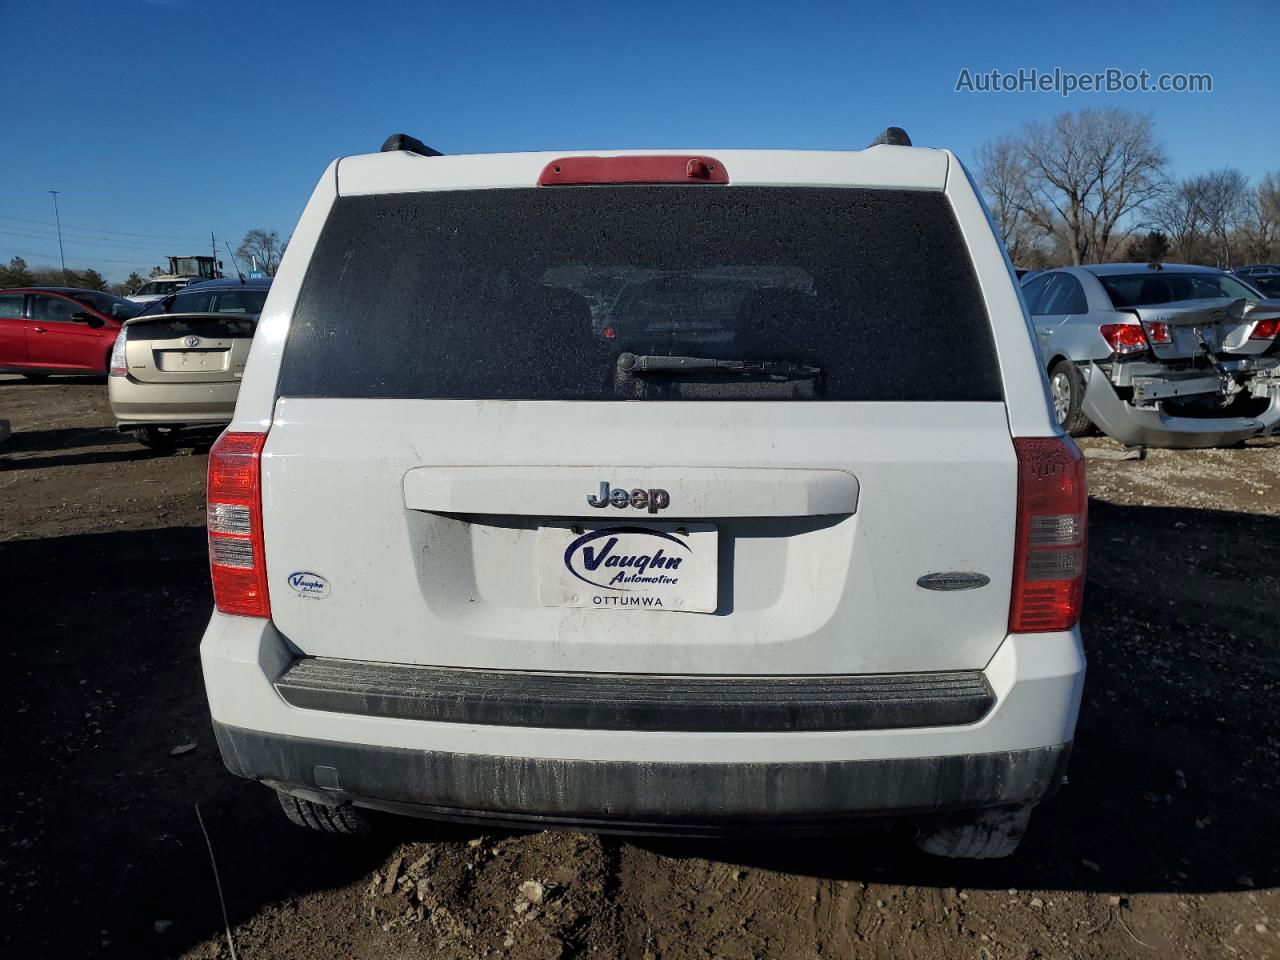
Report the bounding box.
[617,352,821,379]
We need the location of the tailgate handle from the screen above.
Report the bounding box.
[403,467,859,518]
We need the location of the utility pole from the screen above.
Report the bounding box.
[48,190,66,280]
[211,231,217,276]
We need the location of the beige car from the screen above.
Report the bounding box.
[108,278,270,449]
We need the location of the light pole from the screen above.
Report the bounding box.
[48,190,67,280]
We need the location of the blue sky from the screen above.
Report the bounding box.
[1,0,1275,282]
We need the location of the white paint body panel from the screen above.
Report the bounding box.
[261,399,1017,675]
[336,146,950,196]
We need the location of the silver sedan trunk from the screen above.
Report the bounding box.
[1024,265,1280,447]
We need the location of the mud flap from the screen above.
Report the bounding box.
[1080,363,1264,449]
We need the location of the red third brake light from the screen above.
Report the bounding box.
[207,432,270,618]
[1099,323,1149,355]
[1010,437,1088,633]
[538,155,730,186]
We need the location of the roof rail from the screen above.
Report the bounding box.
[869,127,912,148]
[380,134,443,157]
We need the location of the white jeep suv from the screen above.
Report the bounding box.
[200,130,1087,858]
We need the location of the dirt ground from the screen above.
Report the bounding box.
[2,376,1277,960]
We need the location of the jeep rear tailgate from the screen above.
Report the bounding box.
[261,400,1015,674]
[258,183,1019,677]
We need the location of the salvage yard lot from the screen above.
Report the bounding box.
[1,376,1277,960]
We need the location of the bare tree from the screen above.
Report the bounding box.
[1150,179,1206,262]
[1239,172,1280,263]
[235,229,285,276]
[976,136,1044,264]
[1016,114,1090,265]
[1016,109,1167,264]
[1261,172,1280,236]
[1188,168,1250,267]
[1090,114,1169,260]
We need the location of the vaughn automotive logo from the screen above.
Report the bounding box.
[541,522,717,612]
[287,571,331,599]
[564,526,689,607]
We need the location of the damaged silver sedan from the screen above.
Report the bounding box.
[1023,264,1280,448]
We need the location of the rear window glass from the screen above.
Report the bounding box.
[138,281,182,296]
[127,317,256,340]
[1100,272,1257,307]
[280,187,1002,402]
[1250,276,1280,296]
[138,287,269,317]
[173,288,267,314]
[0,293,24,318]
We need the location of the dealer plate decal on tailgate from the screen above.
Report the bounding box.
[287,571,331,599]
[539,523,717,612]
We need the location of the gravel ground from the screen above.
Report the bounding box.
[1,377,1277,960]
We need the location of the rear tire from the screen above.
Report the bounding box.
[130,426,179,451]
[276,790,376,835]
[913,804,1034,859]
[1048,360,1092,436]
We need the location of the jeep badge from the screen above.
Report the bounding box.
[587,481,670,513]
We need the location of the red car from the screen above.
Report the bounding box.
[0,287,142,378]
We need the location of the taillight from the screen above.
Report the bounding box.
[1143,320,1172,345]
[207,432,270,618]
[1250,318,1280,341]
[1099,323,1149,355]
[1010,437,1087,633]
[109,330,128,376]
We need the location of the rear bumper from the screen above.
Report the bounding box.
[115,418,231,431]
[272,658,996,732]
[108,376,239,425]
[201,614,1085,829]
[215,720,1070,833]
[1081,362,1280,448]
